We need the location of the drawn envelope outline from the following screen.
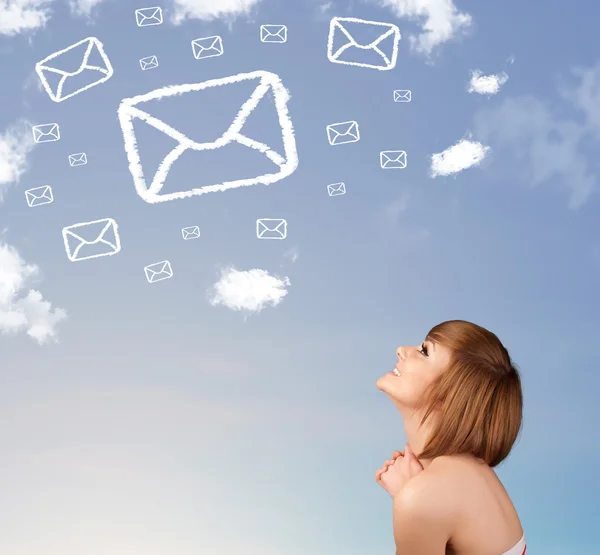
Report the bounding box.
[139,55,158,70]
[256,218,287,239]
[326,120,360,146]
[69,153,87,166]
[393,90,411,102]
[260,24,287,43]
[62,218,121,262]
[135,6,163,26]
[327,182,346,196]
[191,35,223,59]
[181,226,200,240]
[25,185,53,207]
[35,37,114,103]
[380,150,407,169]
[144,260,173,283]
[327,17,400,71]
[117,70,299,203]
[32,123,60,143]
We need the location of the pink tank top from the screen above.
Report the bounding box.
[501,535,526,555]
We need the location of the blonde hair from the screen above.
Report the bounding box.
[416,320,523,467]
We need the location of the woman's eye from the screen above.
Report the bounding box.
[419,343,428,356]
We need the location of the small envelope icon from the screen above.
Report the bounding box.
[68,152,87,166]
[35,37,113,103]
[25,185,53,207]
[181,226,200,240]
[260,25,287,43]
[117,70,299,203]
[139,55,159,70]
[393,90,411,102]
[62,218,121,262]
[327,17,400,71]
[32,123,60,143]
[326,120,360,146]
[135,6,163,27]
[191,35,224,59]
[380,150,407,169]
[144,260,173,283]
[327,182,346,196]
[257,218,287,239]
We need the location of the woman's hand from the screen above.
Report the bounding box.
[375,444,424,499]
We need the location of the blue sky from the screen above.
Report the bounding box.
[1,0,599,553]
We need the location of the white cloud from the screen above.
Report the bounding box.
[0,242,67,344]
[377,0,472,54]
[68,0,105,17]
[430,138,490,177]
[171,0,262,23]
[468,69,509,96]
[0,0,52,36]
[472,62,600,209]
[283,247,299,264]
[209,267,290,312]
[0,120,35,201]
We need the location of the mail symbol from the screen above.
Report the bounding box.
[327,182,346,196]
[32,123,60,143]
[191,35,224,60]
[393,90,411,102]
[35,37,113,103]
[62,218,121,262]
[117,70,299,203]
[135,6,163,27]
[181,226,200,240]
[257,218,287,240]
[327,17,400,71]
[25,185,54,207]
[260,24,288,43]
[139,55,159,70]
[144,260,173,283]
[380,150,407,169]
[326,120,360,146]
[68,152,87,167]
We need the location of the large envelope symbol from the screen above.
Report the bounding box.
[256,218,287,239]
[327,182,346,196]
[35,37,114,103]
[144,261,173,283]
[117,70,299,203]
[326,120,360,146]
[380,150,407,169]
[393,90,411,102]
[191,35,224,59]
[135,7,163,27]
[62,218,121,262]
[327,17,400,71]
[260,25,287,43]
[25,186,53,207]
[32,123,60,143]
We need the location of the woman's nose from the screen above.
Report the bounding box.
[396,347,405,360]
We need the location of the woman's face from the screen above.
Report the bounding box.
[376,338,452,409]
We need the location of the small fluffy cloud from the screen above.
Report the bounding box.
[468,70,509,96]
[171,0,262,23]
[209,267,290,312]
[68,0,105,17]
[377,0,472,54]
[0,242,67,344]
[0,120,35,201]
[430,138,490,177]
[0,0,52,36]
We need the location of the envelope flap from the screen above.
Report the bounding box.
[37,38,95,76]
[64,219,114,244]
[333,18,397,48]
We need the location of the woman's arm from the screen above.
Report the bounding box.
[392,474,452,555]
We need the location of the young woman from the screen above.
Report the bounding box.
[375,320,525,555]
